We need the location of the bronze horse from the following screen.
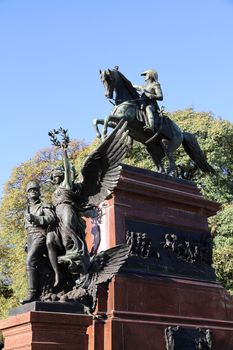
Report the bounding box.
[93,67,214,175]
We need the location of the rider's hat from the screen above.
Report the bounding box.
[26,180,40,193]
[141,69,158,81]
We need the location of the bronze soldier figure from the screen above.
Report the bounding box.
[21,181,56,304]
[133,69,163,134]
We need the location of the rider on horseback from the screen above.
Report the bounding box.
[133,69,163,136]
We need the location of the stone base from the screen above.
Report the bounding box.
[90,274,233,349]
[0,311,92,350]
[9,301,84,316]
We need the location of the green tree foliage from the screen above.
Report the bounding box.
[213,235,233,291]
[170,109,233,204]
[0,109,232,319]
[210,205,233,291]
[177,111,233,291]
[0,243,13,318]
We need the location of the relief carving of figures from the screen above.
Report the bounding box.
[165,326,178,350]
[165,326,212,350]
[126,231,152,258]
[161,233,212,265]
[195,329,212,350]
[126,230,161,259]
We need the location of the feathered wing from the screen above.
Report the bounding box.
[91,244,130,285]
[79,120,129,207]
[182,132,215,173]
[86,244,130,312]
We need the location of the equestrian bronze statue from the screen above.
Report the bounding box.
[93,67,214,175]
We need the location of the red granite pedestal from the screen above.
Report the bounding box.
[0,311,92,350]
[86,165,233,349]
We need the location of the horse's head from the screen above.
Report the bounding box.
[99,68,115,99]
[100,67,140,104]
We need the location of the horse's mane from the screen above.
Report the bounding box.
[113,69,140,100]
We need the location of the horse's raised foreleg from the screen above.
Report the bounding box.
[102,115,120,141]
[93,118,104,139]
[93,117,117,139]
[102,115,112,141]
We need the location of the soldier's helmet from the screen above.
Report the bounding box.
[141,69,158,82]
[26,180,40,193]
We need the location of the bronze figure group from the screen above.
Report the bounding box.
[22,122,130,313]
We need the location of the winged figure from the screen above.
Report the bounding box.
[43,121,129,305]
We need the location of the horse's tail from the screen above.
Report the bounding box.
[182,132,215,173]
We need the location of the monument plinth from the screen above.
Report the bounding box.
[0,309,92,350]
[87,165,233,350]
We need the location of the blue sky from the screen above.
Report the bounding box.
[0,0,233,193]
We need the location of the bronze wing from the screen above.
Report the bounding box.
[90,244,130,284]
[87,244,130,312]
[80,121,128,207]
